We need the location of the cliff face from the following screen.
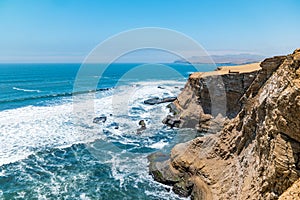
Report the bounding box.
[165,63,261,132]
[278,178,300,200]
[150,49,300,199]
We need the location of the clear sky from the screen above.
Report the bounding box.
[0,0,299,62]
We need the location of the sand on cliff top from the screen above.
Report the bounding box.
[190,62,261,78]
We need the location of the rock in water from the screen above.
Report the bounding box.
[144,97,177,105]
[137,120,146,134]
[162,115,181,128]
[93,116,107,124]
[144,97,159,105]
[138,120,146,127]
[150,50,300,199]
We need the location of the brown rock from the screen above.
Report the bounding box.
[150,49,300,199]
[163,63,261,133]
[278,178,300,200]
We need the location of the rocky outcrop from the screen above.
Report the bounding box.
[93,116,107,124]
[150,49,300,199]
[144,97,177,105]
[164,63,261,133]
[162,115,182,128]
[278,178,300,199]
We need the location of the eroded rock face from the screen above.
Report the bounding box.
[164,63,261,133]
[278,178,300,200]
[151,50,300,199]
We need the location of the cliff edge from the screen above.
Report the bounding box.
[150,49,300,199]
[163,62,262,133]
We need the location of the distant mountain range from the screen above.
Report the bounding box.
[174,53,266,65]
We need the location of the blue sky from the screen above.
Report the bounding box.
[0,0,299,62]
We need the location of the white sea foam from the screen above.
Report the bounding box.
[0,169,5,177]
[0,81,185,166]
[149,141,168,149]
[13,87,42,93]
[0,103,102,166]
[79,193,91,200]
[1,81,190,200]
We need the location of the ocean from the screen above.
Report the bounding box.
[0,63,218,199]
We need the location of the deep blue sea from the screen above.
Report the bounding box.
[0,63,219,199]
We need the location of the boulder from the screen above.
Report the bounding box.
[144,97,177,105]
[162,115,181,128]
[93,116,107,124]
[137,120,147,134]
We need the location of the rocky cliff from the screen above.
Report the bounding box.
[278,178,300,200]
[150,49,300,199]
[164,63,261,133]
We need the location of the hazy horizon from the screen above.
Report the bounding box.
[0,0,299,63]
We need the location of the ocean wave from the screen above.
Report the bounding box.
[0,102,104,166]
[1,87,112,104]
[0,82,184,166]
[13,87,42,93]
[0,81,187,199]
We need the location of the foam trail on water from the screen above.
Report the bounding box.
[0,81,191,200]
[0,81,185,166]
[13,87,41,93]
[0,95,115,166]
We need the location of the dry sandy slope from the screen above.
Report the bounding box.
[190,62,261,79]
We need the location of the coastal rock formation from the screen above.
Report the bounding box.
[278,178,300,200]
[137,120,147,134]
[93,116,107,124]
[151,49,300,199]
[164,63,261,133]
[144,97,177,105]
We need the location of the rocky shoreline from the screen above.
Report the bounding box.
[149,49,300,199]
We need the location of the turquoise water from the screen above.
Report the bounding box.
[0,63,217,199]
